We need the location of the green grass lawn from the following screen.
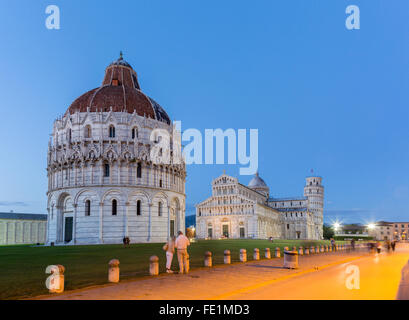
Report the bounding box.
[0,239,339,300]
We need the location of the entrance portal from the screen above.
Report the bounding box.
[64,217,73,243]
[222,224,229,238]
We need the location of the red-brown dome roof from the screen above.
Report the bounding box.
[65,53,170,124]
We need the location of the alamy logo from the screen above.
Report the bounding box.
[345,264,360,290]
[45,5,60,30]
[150,121,258,175]
[345,5,360,30]
[45,265,63,292]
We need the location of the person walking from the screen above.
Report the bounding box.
[175,231,191,274]
[351,239,356,251]
[376,241,382,254]
[385,240,391,253]
[163,236,176,273]
[330,238,335,251]
[391,240,396,252]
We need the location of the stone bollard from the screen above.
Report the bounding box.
[46,265,65,293]
[304,247,310,255]
[320,245,324,253]
[324,245,328,252]
[298,246,303,255]
[316,246,320,253]
[224,250,231,264]
[108,259,120,283]
[240,249,247,262]
[265,248,271,259]
[275,247,281,258]
[284,249,299,269]
[149,256,159,276]
[310,246,315,254]
[204,251,212,267]
[253,248,260,260]
[329,245,332,252]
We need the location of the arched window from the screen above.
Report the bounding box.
[137,163,142,178]
[131,127,138,139]
[158,202,162,216]
[109,125,115,138]
[67,129,72,143]
[85,125,92,138]
[85,200,91,216]
[112,199,117,215]
[104,163,110,177]
[137,200,141,216]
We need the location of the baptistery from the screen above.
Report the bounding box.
[46,53,186,245]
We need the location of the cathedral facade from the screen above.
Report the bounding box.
[196,173,324,240]
[46,54,186,245]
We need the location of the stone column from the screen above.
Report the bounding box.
[124,202,129,237]
[118,162,121,185]
[147,203,152,242]
[167,205,170,240]
[74,165,77,186]
[100,161,103,184]
[82,163,85,185]
[99,202,104,244]
[46,208,50,245]
[73,204,77,244]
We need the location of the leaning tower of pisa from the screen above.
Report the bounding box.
[304,175,324,239]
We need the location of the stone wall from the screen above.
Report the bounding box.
[0,219,46,245]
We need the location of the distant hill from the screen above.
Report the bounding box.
[185,214,196,228]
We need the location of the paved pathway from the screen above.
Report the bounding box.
[35,246,395,300]
[225,244,409,300]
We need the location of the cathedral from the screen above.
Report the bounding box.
[196,172,324,240]
[46,54,186,245]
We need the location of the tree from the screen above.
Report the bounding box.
[323,224,335,240]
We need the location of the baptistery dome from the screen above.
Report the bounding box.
[66,53,170,124]
[46,54,186,246]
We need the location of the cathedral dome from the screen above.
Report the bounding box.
[248,172,268,188]
[65,53,170,125]
[248,172,269,197]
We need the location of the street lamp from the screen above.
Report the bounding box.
[367,223,376,230]
[333,222,341,232]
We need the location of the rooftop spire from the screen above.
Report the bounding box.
[119,51,123,60]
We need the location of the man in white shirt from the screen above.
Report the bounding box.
[175,231,191,274]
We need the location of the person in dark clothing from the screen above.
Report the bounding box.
[123,236,130,247]
[391,240,396,252]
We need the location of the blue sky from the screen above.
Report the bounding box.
[0,0,408,225]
